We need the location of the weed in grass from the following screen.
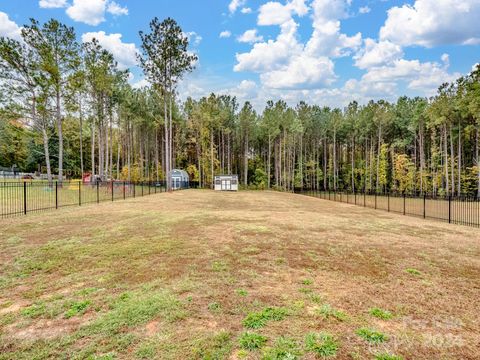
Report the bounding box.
[302,279,313,285]
[369,307,393,320]
[309,294,323,304]
[262,336,301,360]
[21,303,46,318]
[375,353,404,360]
[193,331,233,359]
[299,287,313,294]
[356,328,388,343]
[405,268,421,276]
[208,302,221,312]
[65,300,91,318]
[135,343,156,359]
[304,332,338,357]
[211,260,228,272]
[236,289,248,296]
[243,307,289,329]
[316,304,347,321]
[239,332,268,350]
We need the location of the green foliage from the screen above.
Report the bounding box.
[64,300,90,318]
[356,328,388,343]
[262,336,301,360]
[405,268,422,275]
[236,289,248,296]
[21,303,46,318]
[242,307,289,329]
[239,332,268,350]
[304,332,338,357]
[316,304,347,321]
[208,302,221,312]
[369,307,393,320]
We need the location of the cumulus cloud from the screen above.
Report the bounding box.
[235,0,359,89]
[359,6,370,14]
[237,29,263,43]
[81,31,138,69]
[241,7,252,14]
[354,39,403,69]
[0,12,22,41]
[39,0,67,8]
[219,30,232,38]
[107,1,128,16]
[380,0,480,47]
[66,0,128,26]
[228,0,246,14]
[185,31,202,46]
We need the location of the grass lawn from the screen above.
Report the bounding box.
[0,190,479,359]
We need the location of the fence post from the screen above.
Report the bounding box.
[123,181,126,200]
[79,181,81,206]
[387,192,390,212]
[133,182,136,198]
[149,182,151,195]
[423,194,426,219]
[448,195,452,223]
[403,192,406,215]
[111,180,114,201]
[96,181,99,203]
[142,182,144,196]
[55,181,58,209]
[375,192,377,209]
[23,181,27,215]
[364,191,366,207]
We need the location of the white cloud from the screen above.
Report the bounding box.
[228,0,246,14]
[185,31,202,46]
[260,54,336,89]
[380,0,480,47]
[219,30,232,38]
[66,0,106,26]
[66,0,128,26]
[234,20,302,72]
[107,1,128,16]
[359,6,370,14]
[354,39,403,69]
[235,0,360,90]
[0,12,22,41]
[258,0,309,26]
[132,78,150,89]
[81,31,138,69]
[237,29,264,43]
[241,7,252,14]
[39,0,67,8]
[362,56,459,94]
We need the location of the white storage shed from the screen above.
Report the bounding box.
[170,169,189,190]
[214,175,238,191]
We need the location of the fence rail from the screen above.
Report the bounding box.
[294,189,480,228]
[0,180,192,219]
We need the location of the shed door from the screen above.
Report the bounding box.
[221,179,231,190]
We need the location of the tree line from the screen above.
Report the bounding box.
[1,17,479,196]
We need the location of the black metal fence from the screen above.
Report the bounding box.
[294,189,480,228]
[0,180,191,219]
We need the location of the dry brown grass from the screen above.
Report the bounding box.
[0,190,479,359]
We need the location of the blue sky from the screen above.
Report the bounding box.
[1,0,479,110]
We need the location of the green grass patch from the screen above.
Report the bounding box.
[356,328,388,343]
[65,300,91,318]
[239,332,268,350]
[21,303,46,318]
[369,307,393,320]
[405,268,421,276]
[243,307,289,329]
[208,302,221,312]
[192,331,233,359]
[236,289,248,296]
[304,332,338,357]
[84,289,185,336]
[301,279,313,285]
[262,336,301,359]
[316,304,347,321]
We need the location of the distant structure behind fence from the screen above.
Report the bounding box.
[0,180,198,219]
[294,188,480,228]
